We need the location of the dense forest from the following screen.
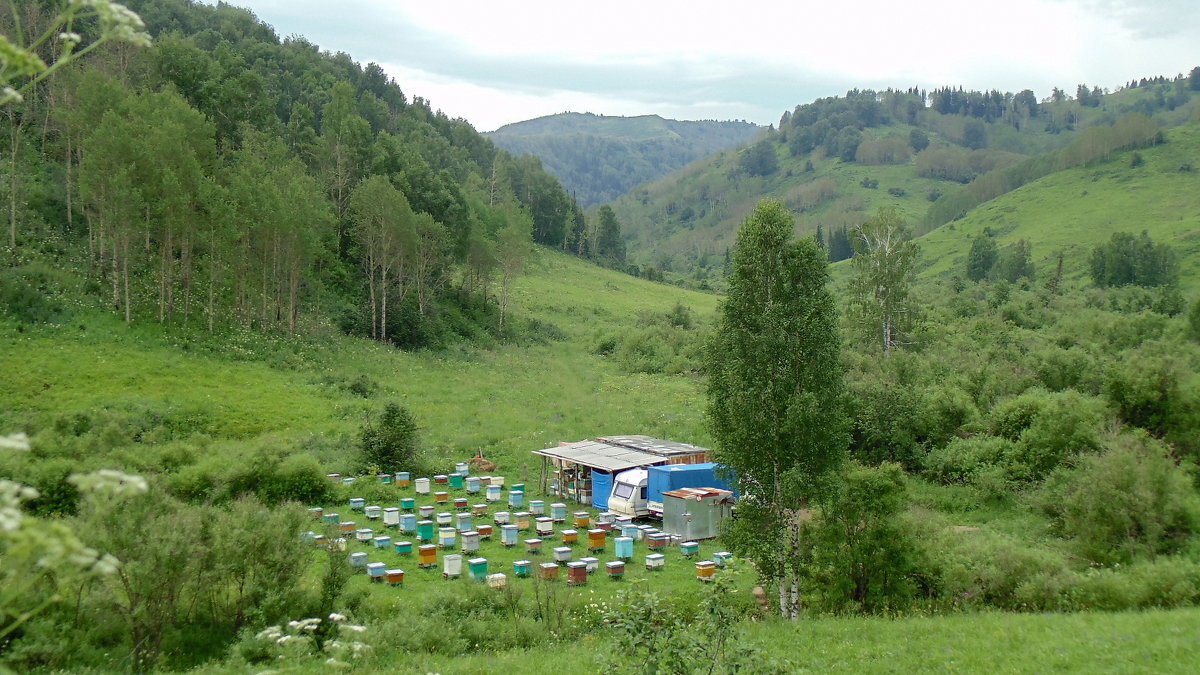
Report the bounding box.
[1,0,637,350]
[487,112,760,207]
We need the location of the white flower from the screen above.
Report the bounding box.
[343,624,366,633]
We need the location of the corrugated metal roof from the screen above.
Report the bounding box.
[598,434,710,457]
[663,487,734,500]
[532,440,669,472]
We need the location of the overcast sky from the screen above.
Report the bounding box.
[214,1,1200,132]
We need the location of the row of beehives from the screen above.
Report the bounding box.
[326,463,511,497]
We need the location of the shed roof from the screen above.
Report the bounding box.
[533,440,669,472]
[597,434,710,458]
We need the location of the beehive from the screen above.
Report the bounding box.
[399,513,417,533]
[596,521,613,534]
[680,541,700,558]
[373,535,391,549]
[606,560,625,580]
[385,568,405,586]
[436,511,453,526]
[393,540,413,555]
[301,530,317,543]
[535,517,554,537]
[367,562,387,582]
[308,507,323,519]
[514,512,531,531]
[456,462,469,475]
[331,538,347,551]
[383,507,400,528]
[490,476,505,487]
[486,484,502,502]
[493,510,510,525]
[418,544,437,568]
[472,503,488,516]
[454,497,470,511]
[525,538,543,555]
[597,511,616,525]
[560,529,578,545]
[714,551,733,568]
[449,473,464,489]
[513,560,532,577]
[468,557,488,582]
[340,521,356,536]
[327,473,341,482]
[553,546,573,563]
[434,474,449,485]
[622,524,641,540]
[418,505,435,518]
[511,483,525,493]
[456,512,474,532]
[312,534,326,547]
[466,476,481,494]
[416,520,434,542]
[538,562,559,580]
[587,529,606,553]
[501,524,519,547]
[443,554,462,578]
[438,527,457,549]
[323,512,340,524]
[567,561,588,586]
[395,471,410,487]
[378,473,393,485]
[349,497,365,511]
[573,512,591,529]
[529,500,545,516]
[486,573,507,589]
[415,478,431,494]
[400,497,415,511]
[615,515,634,529]
[508,490,525,508]
[365,505,382,520]
[355,528,374,543]
[349,551,367,570]
[434,491,449,504]
[696,560,716,582]
[461,530,480,553]
[476,524,493,539]
[550,503,568,522]
[646,553,665,571]
[615,536,633,561]
[647,532,670,551]
[580,556,600,574]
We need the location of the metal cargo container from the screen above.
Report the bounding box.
[661,487,734,541]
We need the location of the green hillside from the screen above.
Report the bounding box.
[611,82,1200,288]
[487,112,761,207]
[911,120,1200,292]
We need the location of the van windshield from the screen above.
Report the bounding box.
[613,482,635,499]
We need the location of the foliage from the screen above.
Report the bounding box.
[1040,432,1200,565]
[848,207,920,355]
[799,463,924,613]
[705,199,848,616]
[965,231,998,282]
[1089,231,1179,288]
[358,402,421,473]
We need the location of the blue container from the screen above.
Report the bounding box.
[456,462,470,475]
[550,503,568,522]
[349,551,367,570]
[399,513,417,533]
[615,536,634,561]
[374,535,391,549]
[622,524,641,540]
[439,527,457,549]
[466,476,481,493]
[400,497,415,511]
[486,484,502,502]
[501,524,519,547]
[509,490,525,508]
[530,500,545,515]
[396,471,410,485]
[394,540,413,555]
[449,473,464,489]
[379,473,393,484]
[456,512,474,532]
[323,512,340,524]
[513,559,531,577]
[367,561,386,580]
[349,497,365,511]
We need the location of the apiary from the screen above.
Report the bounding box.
[373,535,391,549]
[449,473,464,489]
[355,528,374,543]
[456,512,474,531]
[399,513,416,533]
[550,503,567,522]
[513,560,531,577]
[508,490,525,508]
[680,541,700,558]
[416,520,434,542]
[535,517,554,537]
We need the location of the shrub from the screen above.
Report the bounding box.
[922,435,1011,485]
[359,403,421,473]
[1055,432,1200,564]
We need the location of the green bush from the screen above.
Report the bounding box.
[922,435,1012,485]
[1054,432,1200,565]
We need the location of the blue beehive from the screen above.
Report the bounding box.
[615,536,633,561]
[399,513,417,533]
[500,524,519,547]
[349,497,365,511]
[456,512,474,532]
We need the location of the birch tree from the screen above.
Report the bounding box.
[705,199,849,618]
[849,207,920,356]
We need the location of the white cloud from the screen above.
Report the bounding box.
[217,0,1200,129]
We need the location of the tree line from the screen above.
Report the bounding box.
[2,0,631,347]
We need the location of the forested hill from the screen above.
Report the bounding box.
[1,0,625,348]
[486,112,761,207]
[608,77,1200,288]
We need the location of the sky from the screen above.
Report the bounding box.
[214,0,1200,132]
